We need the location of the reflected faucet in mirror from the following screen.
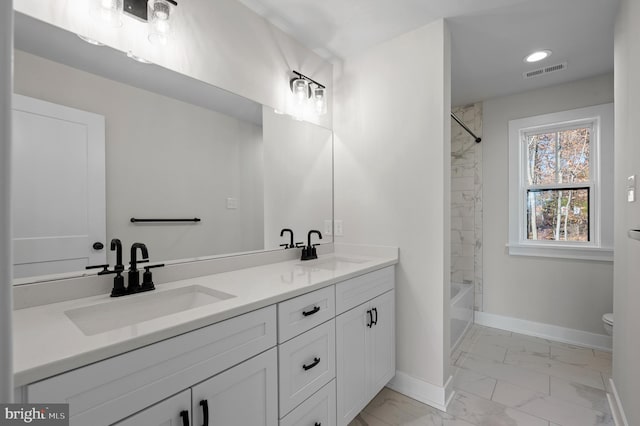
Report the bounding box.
[301,230,322,261]
[128,243,149,293]
[279,228,304,249]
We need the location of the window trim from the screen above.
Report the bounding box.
[508,104,614,261]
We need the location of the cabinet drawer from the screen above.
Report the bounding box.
[335,266,394,314]
[27,305,276,426]
[278,319,336,417]
[278,286,335,343]
[280,379,336,426]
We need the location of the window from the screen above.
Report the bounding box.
[508,104,614,261]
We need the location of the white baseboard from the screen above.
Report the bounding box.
[607,378,629,426]
[387,371,455,412]
[474,311,612,351]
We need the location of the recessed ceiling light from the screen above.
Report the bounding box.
[524,50,552,63]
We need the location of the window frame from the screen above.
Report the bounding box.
[508,104,614,261]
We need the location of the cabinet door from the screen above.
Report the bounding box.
[367,290,395,399]
[191,348,277,426]
[336,303,369,426]
[113,390,191,426]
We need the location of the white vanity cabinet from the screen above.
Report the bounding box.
[21,264,396,426]
[335,267,395,426]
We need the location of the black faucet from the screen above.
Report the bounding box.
[280,228,294,249]
[301,230,322,261]
[110,239,126,297]
[128,242,149,293]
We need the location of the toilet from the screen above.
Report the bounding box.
[602,313,614,335]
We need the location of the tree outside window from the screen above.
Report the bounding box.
[525,126,591,242]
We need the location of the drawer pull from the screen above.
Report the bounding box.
[180,410,190,426]
[366,309,373,328]
[372,307,378,326]
[200,399,209,426]
[302,306,321,317]
[302,357,321,371]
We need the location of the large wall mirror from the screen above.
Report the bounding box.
[12,13,333,283]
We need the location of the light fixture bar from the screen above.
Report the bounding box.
[292,70,325,89]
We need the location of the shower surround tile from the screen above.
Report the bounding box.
[451,103,482,312]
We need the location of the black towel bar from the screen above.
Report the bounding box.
[130,218,201,223]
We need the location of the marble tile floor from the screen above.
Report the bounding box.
[349,324,614,426]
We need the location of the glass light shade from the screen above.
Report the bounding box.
[312,86,327,115]
[291,78,310,102]
[92,0,123,27]
[148,0,174,45]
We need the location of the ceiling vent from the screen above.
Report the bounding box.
[523,62,567,79]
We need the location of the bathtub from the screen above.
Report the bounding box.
[450,282,474,350]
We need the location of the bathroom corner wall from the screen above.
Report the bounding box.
[613,0,640,423]
[334,19,452,407]
[451,103,483,311]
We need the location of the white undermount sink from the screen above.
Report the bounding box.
[65,285,235,336]
[300,256,369,271]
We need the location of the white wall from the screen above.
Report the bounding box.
[14,0,333,129]
[262,108,333,249]
[613,0,640,423]
[0,0,14,403]
[483,74,614,334]
[14,50,264,264]
[334,20,452,403]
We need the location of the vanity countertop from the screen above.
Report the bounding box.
[13,249,398,387]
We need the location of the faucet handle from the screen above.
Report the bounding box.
[279,244,289,249]
[85,264,114,275]
[295,242,305,248]
[140,264,165,292]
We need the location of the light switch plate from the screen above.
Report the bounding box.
[226,197,238,209]
[324,220,332,236]
[628,175,636,203]
[334,220,343,236]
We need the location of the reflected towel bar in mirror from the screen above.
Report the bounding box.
[130,218,201,223]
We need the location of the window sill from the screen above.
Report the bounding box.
[506,244,613,261]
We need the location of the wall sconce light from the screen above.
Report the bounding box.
[289,70,327,116]
[92,0,124,27]
[83,0,178,57]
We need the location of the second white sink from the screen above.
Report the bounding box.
[65,285,235,336]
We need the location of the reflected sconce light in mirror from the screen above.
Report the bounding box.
[290,71,327,116]
[83,0,178,61]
